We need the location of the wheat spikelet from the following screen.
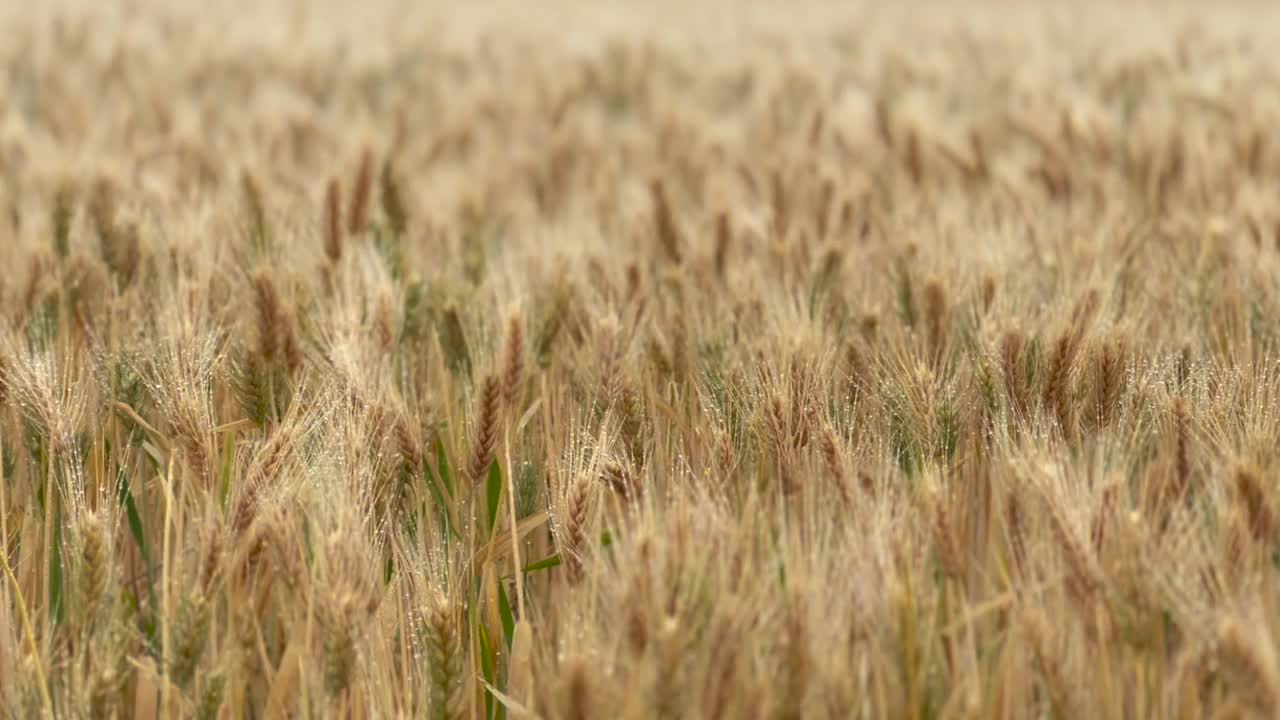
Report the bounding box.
[651,178,683,264]
[108,221,141,285]
[1090,334,1127,429]
[873,95,894,149]
[51,180,74,259]
[6,7,1280,719]
[501,315,525,411]
[1091,485,1117,557]
[87,656,127,719]
[388,412,423,517]
[380,159,408,237]
[197,529,223,597]
[1068,290,1101,343]
[600,461,640,505]
[598,323,625,410]
[425,592,460,720]
[88,176,141,283]
[374,291,396,351]
[168,592,210,689]
[1042,330,1079,438]
[319,535,380,699]
[777,590,811,720]
[84,628,130,718]
[324,177,343,263]
[843,341,869,404]
[88,176,116,244]
[1235,464,1275,545]
[1001,329,1028,421]
[819,426,853,508]
[1023,610,1081,718]
[508,620,535,710]
[348,147,375,235]
[905,128,924,185]
[0,350,9,408]
[242,170,270,251]
[561,473,592,583]
[438,305,473,377]
[618,383,648,470]
[814,178,834,241]
[195,673,226,720]
[766,393,799,495]
[923,275,946,361]
[930,486,965,580]
[714,210,731,278]
[1170,396,1192,501]
[1048,506,1100,602]
[467,374,501,483]
[73,511,112,624]
[394,413,423,480]
[322,598,356,697]
[253,271,284,364]
[980,274,996,313]
[1216,618,1280,718]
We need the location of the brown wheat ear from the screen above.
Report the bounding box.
[380,160,408,237]
[467,374,501,483]
[980,274,996,313]
[253,271,284,363]
[252,270,302,375]
[89,176,117,242]
[1234,463,1275,545]
[713,210,731,278]
[389,412,424,518]
[1042,329,1080,439]
[51,180,74,259]
[601,461,640,505]
[348,146,374,235]
[394,413,424,480]
[1090,334,1127,429]
[1001,329,1028,421]
[651,178,683,264]
[923,275,946,361]
[324,177,343,263]
[501,315,525,412]
[1169,396,1192,502]
[904,128,924,186]
[818,426,853,508]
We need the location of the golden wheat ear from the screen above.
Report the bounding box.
[424,591,462,720]
[1215,617,1280,718]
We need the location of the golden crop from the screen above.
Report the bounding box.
[1,1,1279,717]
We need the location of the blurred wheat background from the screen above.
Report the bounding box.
[3,1,1280,718]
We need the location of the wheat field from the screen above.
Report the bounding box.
[3,1,1280,717]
